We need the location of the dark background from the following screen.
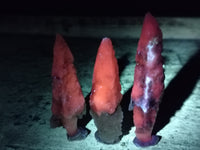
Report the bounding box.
[0,0,200,17]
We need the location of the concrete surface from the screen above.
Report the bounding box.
[0,17,200,150]
[1,16,200,39]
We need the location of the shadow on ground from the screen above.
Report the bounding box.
[78,93,92,128]
[120,88,134,135]
[153,49,200,134]
[118,53,130,77]
[118,53,134,136]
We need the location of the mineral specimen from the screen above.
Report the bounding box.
[50,34,88,141]
[130,13,164,147]
[90,37,122,116]
[90,37,123,144]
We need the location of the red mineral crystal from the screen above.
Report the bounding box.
[90,37,122,116]
[131,13,164,147]
[51,34,86,138]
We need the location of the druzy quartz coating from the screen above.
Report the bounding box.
[130,13,164,147]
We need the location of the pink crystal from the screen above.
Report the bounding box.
[90,37,122,116]
[131,13,164,146]
[51,34,85,136]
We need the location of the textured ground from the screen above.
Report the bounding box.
[0,17,200,150]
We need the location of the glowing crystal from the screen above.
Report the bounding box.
[131,13,164,147]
